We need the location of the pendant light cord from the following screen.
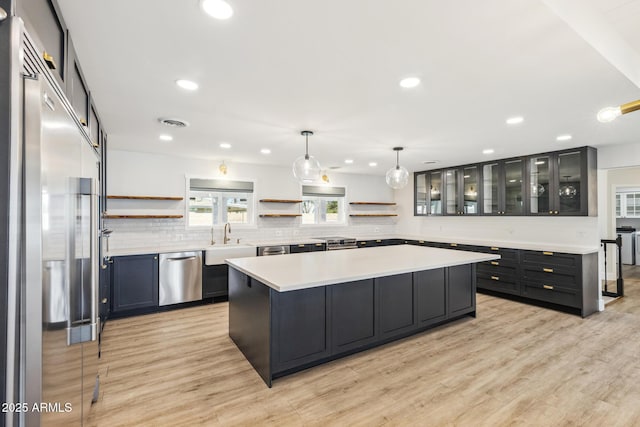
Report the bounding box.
[396,150,400,170]
[305,133,310,160]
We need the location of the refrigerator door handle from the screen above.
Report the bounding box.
[67,179,99,345]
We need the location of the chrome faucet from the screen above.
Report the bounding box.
[224,223,231,244]
[210,226,216,245]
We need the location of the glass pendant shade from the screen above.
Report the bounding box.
[293,130,321,184]
[559,185,577,198]
[386,147,409,189]
[386,165,409,189]
[293,154,321,184]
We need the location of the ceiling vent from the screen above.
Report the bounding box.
[158,117,189,128]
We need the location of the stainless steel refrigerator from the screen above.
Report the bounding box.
[20,30,100,426]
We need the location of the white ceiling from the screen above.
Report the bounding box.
[56,0,640,175]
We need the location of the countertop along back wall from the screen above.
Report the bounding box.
[105,150,397,249]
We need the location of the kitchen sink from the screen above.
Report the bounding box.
[205,244,257,265]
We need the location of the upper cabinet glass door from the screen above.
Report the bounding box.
[504,159,524,215]
[529,155,551,214]
[626,193,640,217]
[463,166,479,214]
[429,171,442,215]
[415,173,428,215]
[444,169,459,215]
[557,151,582,215]
[615,194,621,218]
[482,162,499,215]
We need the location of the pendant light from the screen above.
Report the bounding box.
[292,130,321,184]
[559,175,577,198]
[386,147,409,189]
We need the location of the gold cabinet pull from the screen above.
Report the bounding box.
[490,247,499,251]
[315,243,323,246]
[491,276,499,281]
[376,240,381,243]
[42,51,57,70]
[418,240,424,244]
[543,268,554,273]
[490,261,499,266]
[360,242,366,245]
[450,243,458,247]
[543,285,554,290]
[543,251,554,256]
[298,244,305,247]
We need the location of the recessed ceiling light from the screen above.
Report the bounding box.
[329,166,341,170]
[422,160,439,165]
[344,159,354,164]
[159,134,173,141]
[369,162,378,167]
[220,143,231,149]
[506,116,524,125]
[175,79,199,91]
[556,134,572,142]
[260,148,271,154]
[200,0,233,19]
[482,149,494,155]
[399,77,421,88]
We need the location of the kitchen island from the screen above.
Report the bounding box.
[227,245,499,386]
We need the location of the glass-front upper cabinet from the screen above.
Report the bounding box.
[429,171,443,215]
[414,173,428,215]
[482,159,524,215]
[463,166,479,214]
[527,147,595,216]
[556,151,583,215]
[528,155,552,215]
[626,193,640,217]
[616,194,621,218]
[444,169,459,215]
[413,171,443,215]
[504,159,524,215]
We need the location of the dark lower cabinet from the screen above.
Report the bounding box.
[272,287,330,372]
[229,264,476,387]
[449,264,475,316]
[377,274,415,340]
[290,243,326,253]
[331,279,376,353]
[111,254,158,316]
[202,264,228,298]
[415,269,446,326]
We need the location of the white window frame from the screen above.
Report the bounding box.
[185,176,257,229]
[301,185,347,226]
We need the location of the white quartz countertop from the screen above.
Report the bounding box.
[106,234,599,257]
[227,244,499,292]
[396,235,599,255]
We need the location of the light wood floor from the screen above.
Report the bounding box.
[88,271,640,427]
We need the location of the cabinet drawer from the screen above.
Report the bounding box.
[522,281,580,308]
[521,251,580,269]
[483,247,518,262]
[477,263,517,277]
[477,275,519,295]
[522,268,578,288]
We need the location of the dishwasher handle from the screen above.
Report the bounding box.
[166,256,197,262]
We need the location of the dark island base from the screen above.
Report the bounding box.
[229,264,477,387]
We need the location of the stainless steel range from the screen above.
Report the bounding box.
[314,236,358,250]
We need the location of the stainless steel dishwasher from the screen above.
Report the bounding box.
[159,251,202,306]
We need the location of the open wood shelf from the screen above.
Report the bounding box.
[349,214,398,217]
[103,214,183,219]
[108,195,184,201]
[259,214,302,218]
[259,199,303,203]
[349,202,396,206]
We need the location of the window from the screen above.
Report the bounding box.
[187,178,254,227]
[301,185,346,225]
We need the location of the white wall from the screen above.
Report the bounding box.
[597,142,640,170]
[106,150,397,249]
